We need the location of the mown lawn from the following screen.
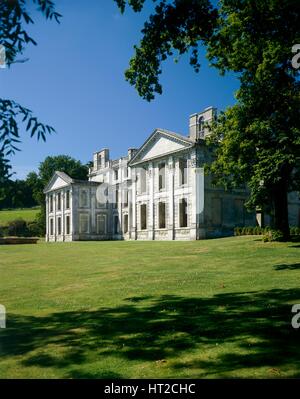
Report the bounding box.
[0,236,300,378]
[0,207,40,225]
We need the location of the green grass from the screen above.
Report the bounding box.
[0,207,40,225]
[1,236,300,378]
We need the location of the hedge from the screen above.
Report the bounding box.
[0,218,43,238]
[234,226,300,242]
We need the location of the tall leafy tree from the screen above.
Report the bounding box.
[26,171,44,204]
[38,155,89,185]
[0,154,12,206]
[114,0,300,239]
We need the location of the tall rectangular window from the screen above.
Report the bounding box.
[140,204,147,230]
[114,215,119,234]
[179,198,188,227]
[179,159,188,186]
[57,193,61,211]
[66,215,70,235]
[124,167,128,178]
[57,217,62,235]
[50,195,53,212]
[140,167,147,193]
[97,186,108,208]
[114,169,118,181]
[159,163,166,190]
[50,218,54,235]
[66,190,70,209]
[124,189,128,207]
[79,214,89,234]
[159,202,166,229]
[80,190,88,207]
[97,214,106,235]
[124,214,129,233]
[114,189,119,209]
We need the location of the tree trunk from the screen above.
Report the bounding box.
[272,180,290,241]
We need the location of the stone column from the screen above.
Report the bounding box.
[128,185,132,239]
[148,162,155,240]
[190,153,205,240]
[70,188,73,239]
[53,192,57,242]
[131,169,137,240]
[45,194,49,241]
[61,190,65,241]
[168,156,175,240]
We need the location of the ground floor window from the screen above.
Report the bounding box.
[124,214,128,233]
[50,218,54,235]
[57,217,62,235]
[159,202,166,228]
[114,215,119,234]
[66,215,70,235]
[140,204,147,230]
[179,198,188,227]
[79,214,89,234]
[97,214,107,235]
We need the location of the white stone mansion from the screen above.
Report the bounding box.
[44,106,299,242]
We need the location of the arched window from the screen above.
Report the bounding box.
[198,116,205,137]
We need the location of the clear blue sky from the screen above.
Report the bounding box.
[1,0,239,179]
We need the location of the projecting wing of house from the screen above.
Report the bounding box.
[129,129,195,166]
[43,171,73,193]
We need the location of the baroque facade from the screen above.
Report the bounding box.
[44,106,299,242]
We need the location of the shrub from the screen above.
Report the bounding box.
[262,229,284,242]
[0,218,44,238]
[290,226,300,236]
[234,226,275,237]
[27,221,43,237]
[234,227,242,236]
[6,219,29,237]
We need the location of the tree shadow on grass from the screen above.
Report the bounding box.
[1,289,300,378]
[274,263,300,271]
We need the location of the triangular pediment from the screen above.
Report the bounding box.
[130,129,194,165]
[44,171,73,193]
